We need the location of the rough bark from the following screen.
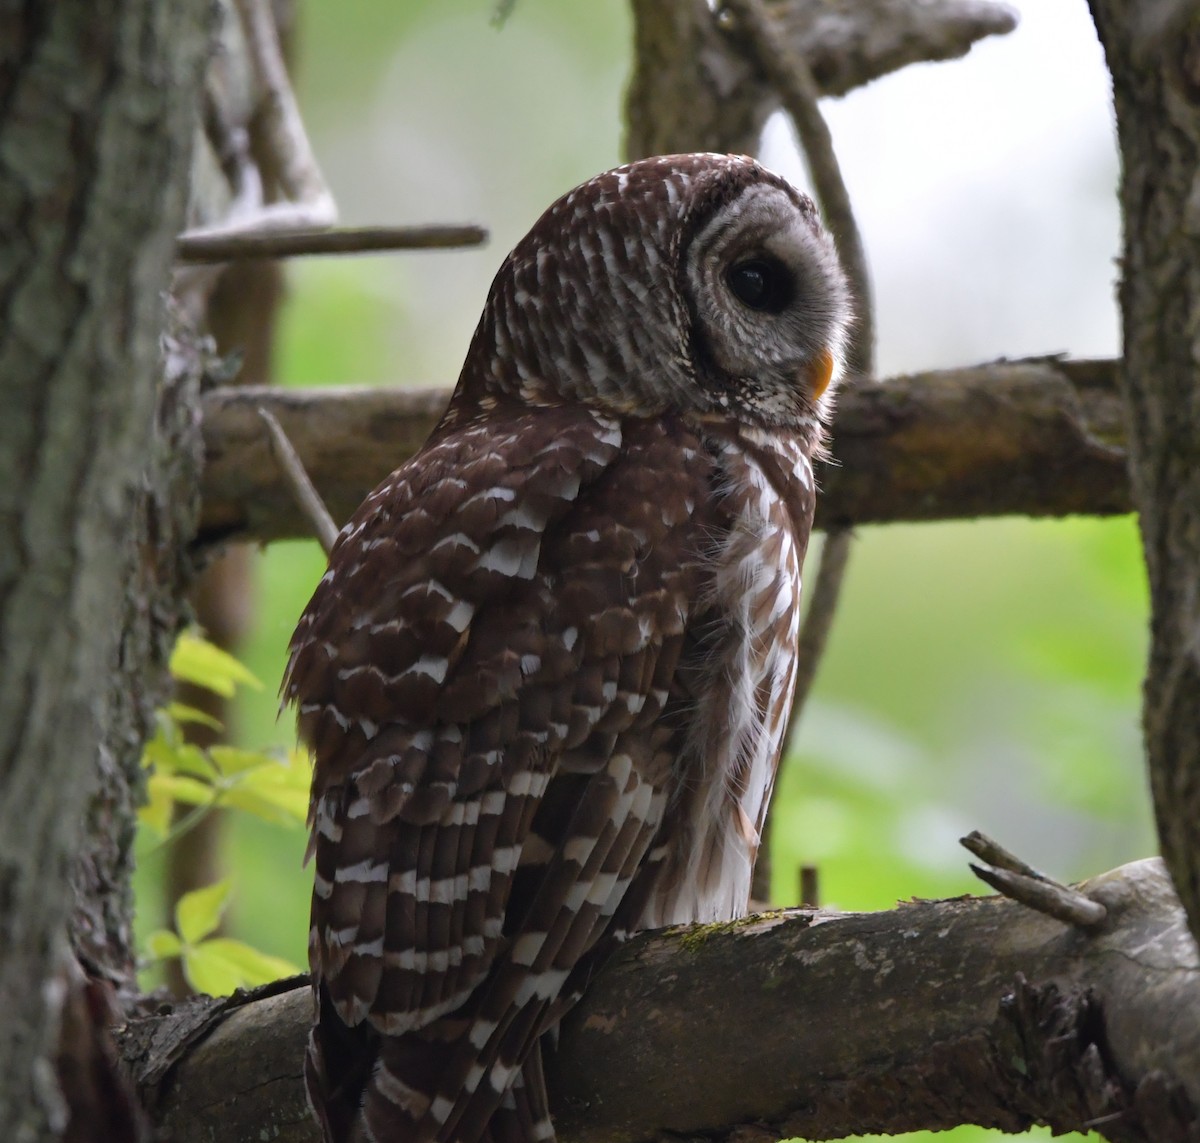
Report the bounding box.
[0,2,211,1137]
[625,0,1015,160]
[75,310,208,999]
[120,859,1198,1143]
[195,357,1129,547]
[1088,1,1200,947]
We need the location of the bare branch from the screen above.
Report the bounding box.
[798,863,819,906]
[969,865,1108,928]
[962,831,1106,932]
[257,408,338,555]
[176,223,488,263]
[195,357,1129,549]
[961,829,1052,881]
[791,528,853,713]
[122,859,1199,1143]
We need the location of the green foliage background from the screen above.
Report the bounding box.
[135,3,1151,1140]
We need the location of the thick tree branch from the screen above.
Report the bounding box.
[196,357,1129,548]
[122,858,1198,1142]
[1088,1,1200,946]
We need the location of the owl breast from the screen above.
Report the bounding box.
[635,426,813,928]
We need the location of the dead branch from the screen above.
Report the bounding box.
[963,831,1109,928]
[196,357,1129,548]
[121,858,1199,1143]
[257,408,338,555]
[176,224,488,263]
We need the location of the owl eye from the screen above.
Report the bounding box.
[726,257,793,314]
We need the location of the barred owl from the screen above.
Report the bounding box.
[285,153,851,1143]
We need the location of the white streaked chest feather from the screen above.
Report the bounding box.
[639,430,812,927]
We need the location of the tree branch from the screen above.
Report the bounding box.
[196,357,1129,548]
[175,223,488,263]
[121,858,1199,1143]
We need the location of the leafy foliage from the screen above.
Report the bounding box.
[139,631,309,845]
[143,878,300,995]
[137,630,306,995]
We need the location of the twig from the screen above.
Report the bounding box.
[792,527,853,711]
[961,828,1050,882]
[962,832,1107,928]
[257,408,339,555]
[177,224,488,263]
[969,864,1107,928]
[799,865,820,908]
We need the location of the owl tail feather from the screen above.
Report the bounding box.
[306,985,556,1143]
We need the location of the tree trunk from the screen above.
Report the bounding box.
[0,3,211,1137]
[1088,0,1200,943]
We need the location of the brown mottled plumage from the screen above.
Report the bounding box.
[285,153,851,1143]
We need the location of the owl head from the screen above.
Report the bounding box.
[456,153,852,434]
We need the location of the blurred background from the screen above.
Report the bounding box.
[137,2,1151,1140]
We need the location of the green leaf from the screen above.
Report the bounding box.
[170,630,262,698]
[142,726,216,783]
[166,701,224,732]
[223,748,311,826]
[153,773,218,808]
[176,878,233,945]
[209,745,278,778]
[182,942,245,997]
[182,938,300,996]
[198,938,300,983]
[220,784,308,827]
[144,929,183,960]
[170,744,220,782]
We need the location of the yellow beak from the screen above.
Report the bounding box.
[804,348,836,401]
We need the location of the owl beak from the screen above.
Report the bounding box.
[803,348,836,402]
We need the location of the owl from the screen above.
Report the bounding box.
[285,152,851,1143]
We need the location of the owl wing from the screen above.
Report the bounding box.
[285,404,711,1143]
